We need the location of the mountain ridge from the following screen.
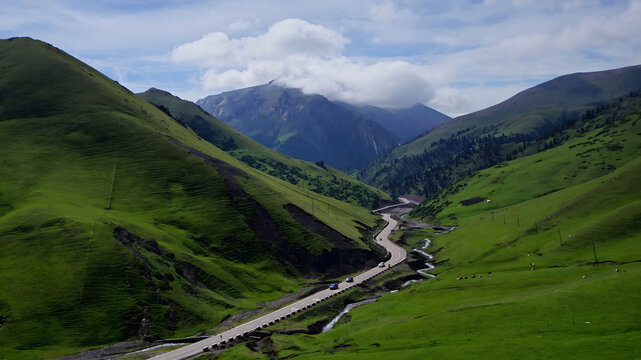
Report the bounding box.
[196,83,448,169]
[334,101,450,142]
[401,64,641,157]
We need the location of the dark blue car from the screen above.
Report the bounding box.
[329,283,339,290]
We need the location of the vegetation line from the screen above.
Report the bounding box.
[251,164,350,217]
[106,154,118,210]
[89,220,95,242]
[106,120,123,210]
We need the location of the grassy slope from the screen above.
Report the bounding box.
[252,100,641,359]
[138,88,390,208]
[401,64,641,157]
[0,38,382,359]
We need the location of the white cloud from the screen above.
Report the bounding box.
[175,18,435,108]
[248,18,348,58]
[172,18,348,67]
[363,1,423,44]
[428,87,472,117]
[228,19,253,33]
[276,58,434,107]
[171,32,244,67]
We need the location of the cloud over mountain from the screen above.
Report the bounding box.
[172,18,435,108]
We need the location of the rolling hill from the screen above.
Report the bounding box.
[196,83,447,169]
[0,37,387,359]
[360,65,641,196]
[138,88,390,208]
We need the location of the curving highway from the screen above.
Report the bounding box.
[149,212,405,360]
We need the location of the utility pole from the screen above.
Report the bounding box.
[592,239,598,266]
[517,215,520,227]
[558,230,563,246]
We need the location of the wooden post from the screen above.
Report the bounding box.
[558,230,563,246]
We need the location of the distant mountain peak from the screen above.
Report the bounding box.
[196,83,449,169]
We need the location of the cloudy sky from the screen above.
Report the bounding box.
[2,0,640,116]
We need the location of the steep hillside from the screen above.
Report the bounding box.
[139,88,390,208]
[197,83,401,169]
[0,38,386,359]
[403,64,641,157]
[361,65,641,196]
[411,93,641,221]
[335,102,449,141]
[255,95,641,360]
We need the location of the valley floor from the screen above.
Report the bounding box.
[202,124,641,359]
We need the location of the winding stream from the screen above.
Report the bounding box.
[403,238,436,287]
[324,238,438,332]
[321,298,379,333]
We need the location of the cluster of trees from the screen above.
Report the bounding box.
[307,174,384,208]
[240,155,308,184]
[377,93,640,202]
[239,155,383,207]
[376,132,533,197]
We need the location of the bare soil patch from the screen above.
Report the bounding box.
[459,196,486,206]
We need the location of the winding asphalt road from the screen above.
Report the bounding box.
[149,212,406,360]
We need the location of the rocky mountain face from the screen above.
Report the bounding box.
[335,101,450,142]
[197,83,448,169]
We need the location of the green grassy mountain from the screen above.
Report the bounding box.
[250,80,641,360]
[412,92,641,220]
[138,88,390,208]
[401,64,641,157]
[0,37,387,359]
[360,65,641,196]
[196,83,402,169]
